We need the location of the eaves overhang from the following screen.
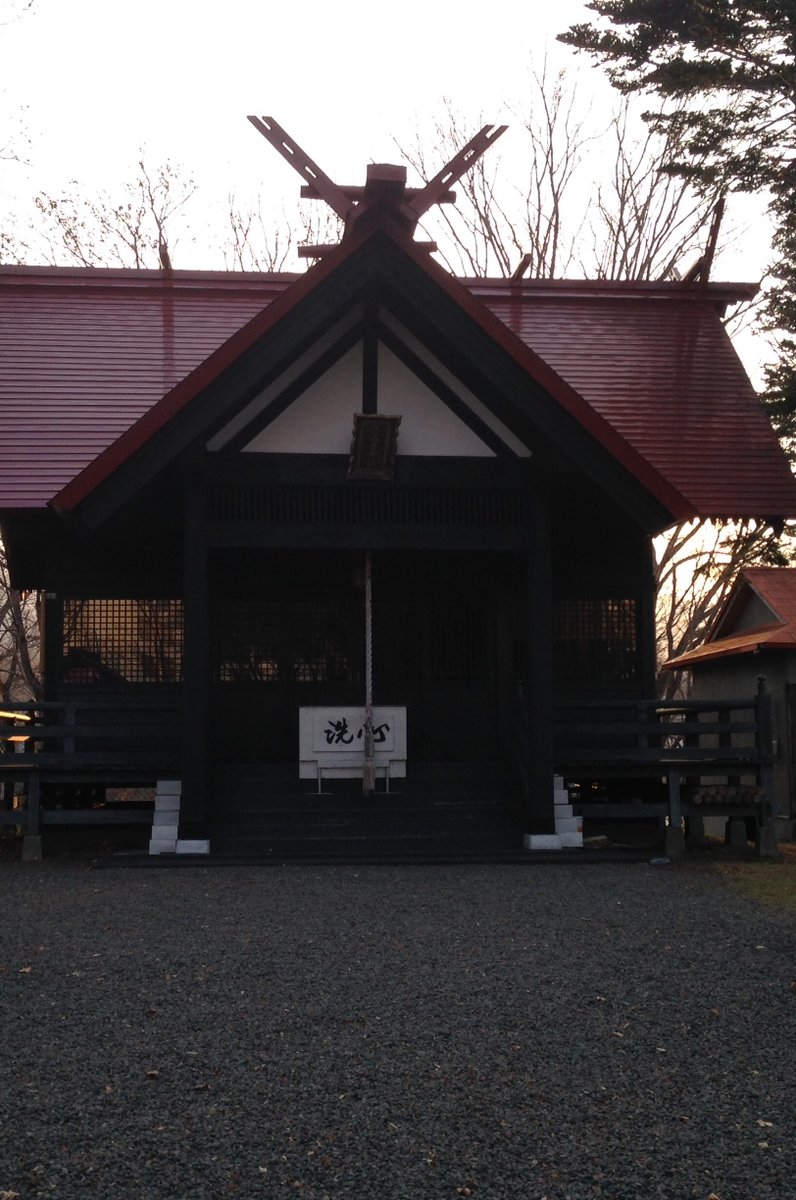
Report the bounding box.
[48,217,693,533]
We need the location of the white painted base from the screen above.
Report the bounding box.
[154,795,180,812]
[559,832,584,848]
[524,833,562,851]
[148,838,177,855]
[555,816,582,835]
[149,779,182,856]
[156,779,182,795]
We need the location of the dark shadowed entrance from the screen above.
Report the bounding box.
[210,550,522,768]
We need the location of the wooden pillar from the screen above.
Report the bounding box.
[180,468,209,833]
[756,675,779,858]
[525,494,555,830]
[42,593,61,700]
[639,538,658,695]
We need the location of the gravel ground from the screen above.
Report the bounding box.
[0,858,794,1200]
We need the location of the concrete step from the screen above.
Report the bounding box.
[209,830,528,861]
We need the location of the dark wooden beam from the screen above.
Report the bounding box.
[219,322,363,454]
[180,467,209,833]
[409,124,507,218]
[525,494,555,830]
[298,241,437,259]
[300,185,456,204]
[362,303,378,415]
[247,116,352,220]
[377,320,516,458]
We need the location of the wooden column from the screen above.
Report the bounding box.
[180,468,209,832]
[525,494,555,830]
[639,537,658,695]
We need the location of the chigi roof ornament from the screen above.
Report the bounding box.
[247,115,507,260]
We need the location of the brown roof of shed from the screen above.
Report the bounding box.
[667,567,796,668]
[1,254,794,520]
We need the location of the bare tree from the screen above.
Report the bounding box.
[398,68,593,278]
[589,105,723,281]
[222,194,342,272]
[655,520,793,699]
[397,67,723,284]
[31,158,199,268]
[0,541,40,701]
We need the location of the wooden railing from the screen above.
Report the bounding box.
[0,696,180,835]
[512,679,775,831]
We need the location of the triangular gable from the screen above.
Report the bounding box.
[50,219,690,529]
[667,567,796,668]
[207,324,530,459]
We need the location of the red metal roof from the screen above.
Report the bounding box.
[667,568,796,667]
[1,254,794,520]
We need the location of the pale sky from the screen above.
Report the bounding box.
[4,0,599,188]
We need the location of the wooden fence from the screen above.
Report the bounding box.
[0,696,180,838]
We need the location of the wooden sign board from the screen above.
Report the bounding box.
[299,706,407,791]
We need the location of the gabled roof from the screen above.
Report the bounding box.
[667,567,796,668]
[1,222,794,523]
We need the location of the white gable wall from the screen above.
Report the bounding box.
[244,344,363,454]
[209,315,532,459]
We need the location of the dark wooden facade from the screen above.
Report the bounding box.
[5,456,658,836]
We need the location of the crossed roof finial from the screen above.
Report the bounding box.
[247,115,507,259]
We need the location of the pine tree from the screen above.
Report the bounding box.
[560,1,796,453]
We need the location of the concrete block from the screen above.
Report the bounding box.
[728,818,749,850]
[22,834,43,862]
[153,810,180,826]
[524,833,562,851]
[554,803,573,818]
[156,779,182,796]
[154,795,181,812]
[148,838,176,855]
[559,832,584,848]
[176,839,210,855]
[664,826,685,861]
[152,823,179,841]
[555,816,582,834]
[757,823,780,859]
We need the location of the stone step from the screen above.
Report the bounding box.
[209,830,528,862]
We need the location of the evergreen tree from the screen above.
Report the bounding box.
[560,1,796,454]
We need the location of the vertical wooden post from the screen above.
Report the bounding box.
[22,771,42,862]
[665,767,685,860]
[180,467,209,833]
[639,540,658,695]
[42,593,61,700]
[756,675,779,857]
[525,493,555,830]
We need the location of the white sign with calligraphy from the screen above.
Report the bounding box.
[299,706,407,789]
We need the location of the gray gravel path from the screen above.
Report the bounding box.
[1,859,794,1200]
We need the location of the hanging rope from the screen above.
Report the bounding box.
[363,549,375,794]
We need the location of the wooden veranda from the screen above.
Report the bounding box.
[0,682,777,859]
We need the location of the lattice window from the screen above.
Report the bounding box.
[217,600,281,683]
[429,603,489,682]
[289,601,356,685]
[62,600,183,684]
[215,600,358,685]
[554,597,639,681]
